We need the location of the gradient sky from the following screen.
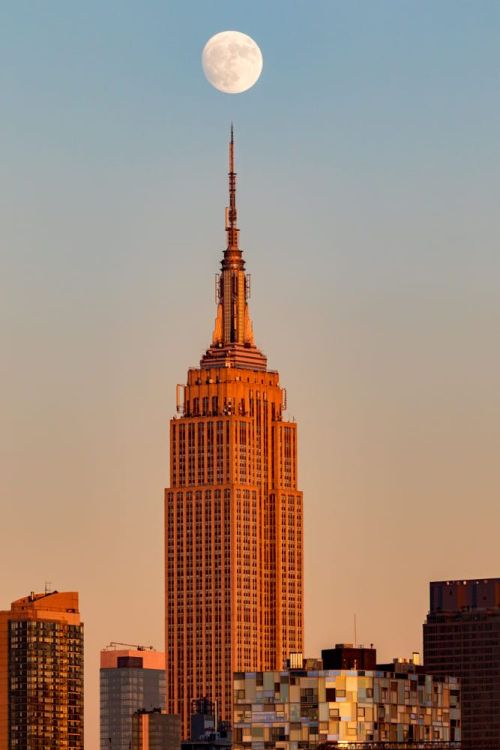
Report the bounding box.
[1,2,500,747]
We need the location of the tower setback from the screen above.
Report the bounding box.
[164,130,304,736]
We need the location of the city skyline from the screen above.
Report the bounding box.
[2,3,500,748]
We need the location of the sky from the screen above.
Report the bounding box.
[1,1,500,747]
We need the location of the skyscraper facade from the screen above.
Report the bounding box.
[0,590,84,750]
[423,577,500,748]
[100,646,167,750]
[165,130,304,735]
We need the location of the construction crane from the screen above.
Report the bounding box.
[106,641,154,651]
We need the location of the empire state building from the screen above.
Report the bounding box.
[164,130,303,735]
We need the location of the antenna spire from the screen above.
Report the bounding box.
[225,123,239,253]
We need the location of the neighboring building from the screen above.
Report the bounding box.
[165,128,304,734]
[233,655,460,748]
[100,645,166,750]
[424,577,500,748]
[186,698,232,749]
[322,643,377,671]
[0,590,84,750]
[131,708,180,750]
[190,698,218,741]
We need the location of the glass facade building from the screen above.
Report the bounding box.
[100,647,166,750]
[0,591,84,750]
[233,661,460,749]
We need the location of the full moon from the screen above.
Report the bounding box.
[202,31,263,94]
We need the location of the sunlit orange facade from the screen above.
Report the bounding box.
[165,130,304,736]
[0,591,83,750]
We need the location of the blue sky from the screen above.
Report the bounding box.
[2,1,499,296]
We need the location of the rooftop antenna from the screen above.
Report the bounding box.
[44,581,52,595]
[225,122,239,251]
[354,613,357,647]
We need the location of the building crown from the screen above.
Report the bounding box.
[200,127,267,372]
